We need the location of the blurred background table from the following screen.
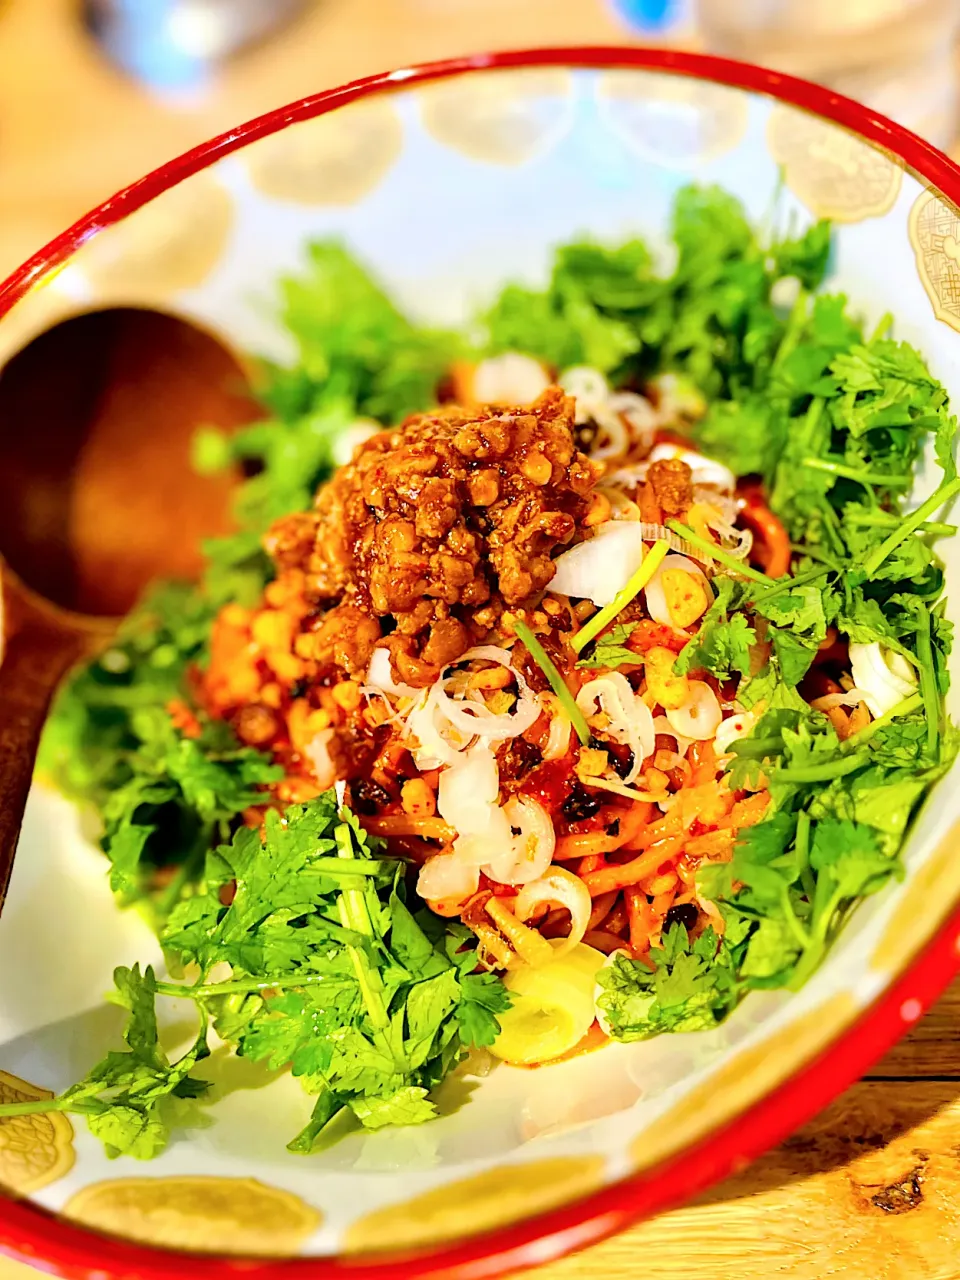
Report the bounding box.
[2,1,960,1278]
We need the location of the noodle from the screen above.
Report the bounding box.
[360,815,457,842]
[582,838,685,895]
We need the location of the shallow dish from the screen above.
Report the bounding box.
[2,45,960,1280]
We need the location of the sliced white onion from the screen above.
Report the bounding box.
[515,867,592,956]
[406,690,473,768]
[417,853,480,910]
[848,642,917,718]
[647,442,736,493]
[482,796,556,886]
[303,728,337,789]
[473,353,551,406]
[576,672,655,782]
[435,647,540,741]
[609,391,659,450]
[702,510,753,561]
[714,709,758,758]
[644,553,711,629]
[665,680,723,742]
[694,489,739,525]
[548,522,645,606]
[365,646,419,699]
[652,714,695,758]
[559,366,610,423]
[559,366,655,462]
[589,413,631,461]
[437,744,500,835]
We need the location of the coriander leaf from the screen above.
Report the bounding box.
[350,1086,437,1129]
[596,926,737,1041]
[739,917,802,981]
[675,611,755,679]
[577,623,642,670]
[457,972,513,1048]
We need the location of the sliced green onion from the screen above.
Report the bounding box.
[512,617,591,747]
[666,520,776,587]
[571,539,670,655]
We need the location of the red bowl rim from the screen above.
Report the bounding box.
[3,43,960,1280]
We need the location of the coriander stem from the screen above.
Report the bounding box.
[773,750,870,784]
[780,885,811,950]
[771,287,809,372]
[871,312,894,342]
[795,810,815,901]
[304,858,390,877]
[667,521,776,586]
[571,540,670,654]
[513,618,591,745]
[335,822,389,1030]
[750,565,831,602]
[153,827,210,923]
[0,1098,70,1118]
[913,607,940,758]
[863,477,960,578]
[845,512,957,537]
[801,458,911,487]
[154,974,333,999]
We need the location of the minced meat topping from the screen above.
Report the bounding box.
[263,388,601,686]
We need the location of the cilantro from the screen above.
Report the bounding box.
[0,795,510,1156]
[576,623,641,671]
[595,926,738,1040]
[675,577,755,679]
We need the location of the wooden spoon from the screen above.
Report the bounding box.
[0,308,258,911]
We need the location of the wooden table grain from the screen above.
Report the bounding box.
[1,1,959,1276]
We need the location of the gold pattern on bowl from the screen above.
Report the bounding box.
[419,69,574,166]
[62,1175,321,1256]
[0,1070,74,1196]
[597,71,749,169]
[871,818,960,973]
[767,105,903,223]
[245,99,403,206]
[630,994,858,1173]
[343,1155,606,1253]
[69,172,234,300]
[909,190,960,334]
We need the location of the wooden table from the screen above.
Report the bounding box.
[1,1,960,1277]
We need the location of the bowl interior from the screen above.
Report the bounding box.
[2,59,960,1264]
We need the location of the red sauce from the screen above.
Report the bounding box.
[520,753,576,811]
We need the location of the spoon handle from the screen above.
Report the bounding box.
[0,593,97,913]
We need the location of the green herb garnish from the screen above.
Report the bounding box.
[512,618,590,746]
[0,794,510,1157]
[571,540,669,654]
